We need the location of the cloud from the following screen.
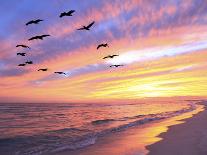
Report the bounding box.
[105,41,207,65]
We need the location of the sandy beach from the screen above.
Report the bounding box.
[52,101,205,155]
[147,101,207,155]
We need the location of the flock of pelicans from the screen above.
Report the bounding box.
[16,10,123,76]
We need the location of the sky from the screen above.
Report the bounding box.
[0,0,207,103]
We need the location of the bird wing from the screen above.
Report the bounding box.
[38,69,47,71]
[18,44,29,48]
[41,35,50,37]
[116,65,123,67]
[26,20,34,25]
[59,12,66,17]
[18,64,25,66]
[87,21,95,28]
[21,45,26,47]
[29,36,38,40]
[36,19,43,22]
[97,44,102,49]
[77,27,85,30]
[68,10,75,14]
[103,56,109,59]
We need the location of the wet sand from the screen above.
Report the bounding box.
[147,101,207,155]
[53,101,205,155]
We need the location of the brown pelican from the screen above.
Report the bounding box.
[77,21,95,30]
[26,19,43,26]
[59,10,75,18]
[103,55,119,59]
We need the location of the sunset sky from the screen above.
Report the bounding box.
[0,0,207,103]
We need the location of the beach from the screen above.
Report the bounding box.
[147,101,207,155]
[53,101,205,155]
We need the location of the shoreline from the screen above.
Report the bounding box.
[52,101,205,155]
[146,101,207,155]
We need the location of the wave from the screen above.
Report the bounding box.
[91,119,116,125]
[91,115,146,125]
[48,127,85,133]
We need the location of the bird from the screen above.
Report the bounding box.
[97,43,109,50]
[109,65,124,67]
[17,53,26,56]
[26,19,43,26]
[59,10,75,18]
[16,44,30,49]
[18,63,26,66]
[54,72,67,75]
[103,55,119,59]
[25,61,33,64]
[28,35,50,41]
[77,21,95,30]
[38,68,48,71]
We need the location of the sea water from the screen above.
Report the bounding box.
[0,100,198,155]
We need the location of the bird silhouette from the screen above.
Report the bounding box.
[54,72,67,75]
[26,19,43,26]
[38,68,48,71]
[77,21,95,30]
[109,65,124,67]
[97,43,109,50]
[18,63,26,66]
[25,61,33,64]
[16,44,30,49]
[17,52,26,56]
[103,55,119,59]
[59,10,75,18]
[28,35,50,41]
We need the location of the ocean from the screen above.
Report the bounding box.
[0,100,197,155]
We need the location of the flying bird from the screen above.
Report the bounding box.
[103,55,119,59]
[59,10,75,18]
[97,43,109,50]
[77,21,95,30]
[109,65,124,67]
[18,63,26,66]
[16,44,30,49]
[25,61,33,64]
[54,72,67,75]
[17,52,26,56]
[38,68,48,71]
[28,35,50,41]
[26,19,43,26]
